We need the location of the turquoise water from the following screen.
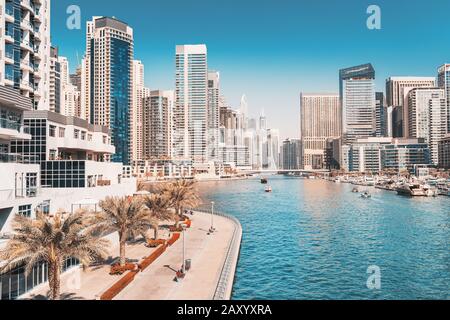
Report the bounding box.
[197,176,450,300]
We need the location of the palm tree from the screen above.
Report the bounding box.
[96,196,154,267]
[143,193,174,240]
[0,211,110,300]
[160,180,201,223]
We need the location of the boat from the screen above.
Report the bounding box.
[265,186,273,193]
[352,187,359,193]
[261,178,268,184]
[396,183,438,197]
[361,191,371,199]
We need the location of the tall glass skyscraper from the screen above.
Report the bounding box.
[174,44,208,166]
[438,64,450,133]
[339,63,376,144]
[83,17,134,165]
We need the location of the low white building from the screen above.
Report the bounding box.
[1,102,137,300]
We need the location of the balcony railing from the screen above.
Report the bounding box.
[0,153,36,164]
[0,187,40,203]
[0,118,20,131]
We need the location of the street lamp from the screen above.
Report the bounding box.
[181,223,187,275]
[210,201,215,233]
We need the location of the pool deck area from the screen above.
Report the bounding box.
[20,211,241,300]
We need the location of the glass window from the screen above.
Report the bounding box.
[58,127,65,138]
[49,125,56,137]
[74,129,80,139]
[18,205,32,217]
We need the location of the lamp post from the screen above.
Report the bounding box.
[181,223,187,275]
[210,201,215,233]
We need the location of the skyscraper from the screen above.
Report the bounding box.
[375,92,387,137]
[49,46,62,114]
[142,90,173,160]
[437,64,450,133]
[281,139,302,170]
[407,88,447,165]
[83,16,134,164]
[174,44,208,166]
[339,63,376,144]
[131,60,148,161]
[0,0,51,110]
[300,93,341,170]
[207,70,220,162]
[385,76,436,137]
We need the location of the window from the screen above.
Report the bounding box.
[81,131,86,141]
[18,205,32,217]
[58,127,65,138]
[103,136,107,144]
[87,134,93,141]
[36,200,50,215]
[49,125,56,137]
[74,129,80,139]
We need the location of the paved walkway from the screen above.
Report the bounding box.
[21,212,234,300]
[115,212,234,300]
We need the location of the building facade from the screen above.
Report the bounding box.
[0,0,51,110]
[437,64,450,133]
[375,92,387,137]
[381,138,431,172]
[339,64,376,144]
[131,60,148,161]
[385,76,436,137]
[174,44,208,167]
[438,134,450,169]
[281,138,302,170]
[83,16,134,164]
[207,70,220,162]
[300,93,341,170]
[142,90,173,160]
[407,88,447,165]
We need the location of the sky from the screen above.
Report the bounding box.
[51,0,450,140]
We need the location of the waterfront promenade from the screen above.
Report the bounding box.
[115,212,238,300]
[21,212,240,300]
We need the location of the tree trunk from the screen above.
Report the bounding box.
[49,261,61,300]
[154,225,159,240]
[119,231,126,267]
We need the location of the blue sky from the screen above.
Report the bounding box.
[51,0,450,139]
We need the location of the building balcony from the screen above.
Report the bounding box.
[20,19,34,32]
[20,60,34,72]
[20,39,34,53]
[4,31,14,43]
[5,6,14,22]
[4,52,14,64]
[20,79,34,92]
[0,119,32,141]
[20,0,35,13]
[0,187,40,203]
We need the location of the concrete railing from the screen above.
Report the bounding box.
[193,208,242,300]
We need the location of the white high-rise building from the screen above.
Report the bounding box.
[300,93,341,170]
[207,70,220,161]
[82,16,134,165]
[131,60,148,161]
[407,88,447,165]
[0,0,51,110]
[437,64,450,133]
[174,44,208,166]
[340,64,376,144]
[385,76,436,137]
